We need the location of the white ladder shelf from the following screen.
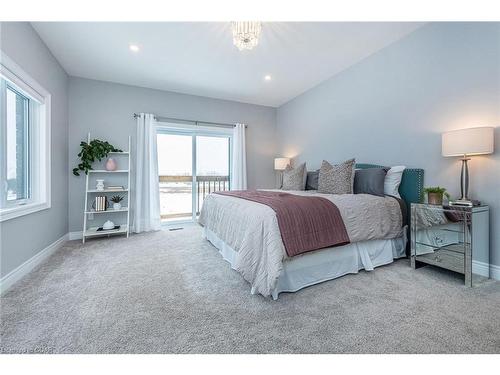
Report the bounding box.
[82,133,131,243]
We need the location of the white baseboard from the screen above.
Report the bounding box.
[68,231,82,240]
[473,260,500,280]
[490,264,500,280]
[492,264,500,280]
[0,234,69,294]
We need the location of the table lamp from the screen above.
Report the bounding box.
[442,126,494,206]
[274,157,290,188]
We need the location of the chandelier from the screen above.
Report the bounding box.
[231,22,262,51]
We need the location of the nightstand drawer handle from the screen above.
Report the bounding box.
[434,255,442,262]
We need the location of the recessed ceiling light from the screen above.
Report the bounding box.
[264,75,272,81]
[129,44,140,52]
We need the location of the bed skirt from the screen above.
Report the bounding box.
[202,227,407,300]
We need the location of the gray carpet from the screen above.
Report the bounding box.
[1,224,500,354]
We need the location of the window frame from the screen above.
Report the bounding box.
[0,51,51,222]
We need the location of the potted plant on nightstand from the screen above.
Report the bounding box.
[422,186,450,205]
[110,195,124,210]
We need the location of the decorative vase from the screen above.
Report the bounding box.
[428,192,443,205]
[113,202,122,210]
[96,179,105,191]
[102,220,115,230]
[105,158,117,171]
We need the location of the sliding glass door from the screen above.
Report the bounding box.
[157,126,231,223]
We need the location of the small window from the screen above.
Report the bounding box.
[5,84,31,203]
[0,52,51,221]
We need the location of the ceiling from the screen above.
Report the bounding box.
[32,22,424,107]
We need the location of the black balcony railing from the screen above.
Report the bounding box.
[159,175,230,220]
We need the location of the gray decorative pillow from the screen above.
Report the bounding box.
[282,162,307,190]
[354,168,388,196]
[305,170,319,190]
[318,159,355,194]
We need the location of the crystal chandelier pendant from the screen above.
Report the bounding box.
[231,22,262,51]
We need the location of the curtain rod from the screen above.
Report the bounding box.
[133,113,247,129]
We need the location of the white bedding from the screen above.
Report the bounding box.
[198,190,404,297]
[204,226,406,299]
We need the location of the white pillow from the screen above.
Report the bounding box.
[384,166,405,198]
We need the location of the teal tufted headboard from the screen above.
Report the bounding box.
[356,163,424,256]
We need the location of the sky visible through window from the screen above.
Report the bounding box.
[157,134,229,176]
[6,87,28,201]
[6,89,18,181]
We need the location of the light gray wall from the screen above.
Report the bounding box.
[0,22,69,277]
[277,22,500,266]
[68,77,276,232]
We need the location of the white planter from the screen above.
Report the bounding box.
[113,203,122,210]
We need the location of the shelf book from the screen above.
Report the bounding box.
[94,196,107,212]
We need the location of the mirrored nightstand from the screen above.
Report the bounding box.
[410,203,490,287]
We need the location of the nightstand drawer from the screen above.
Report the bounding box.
[416,247,465,274]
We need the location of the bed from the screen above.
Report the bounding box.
[198,164,424,299]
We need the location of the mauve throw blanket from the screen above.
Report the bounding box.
[215,190,350,256]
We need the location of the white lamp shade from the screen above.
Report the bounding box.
[442,127,494,157]
[274,157,290,170]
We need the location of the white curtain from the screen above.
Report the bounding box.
[231,123,247,190]
[133,113,161,233]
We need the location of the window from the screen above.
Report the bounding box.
[5,84,30,202]
[0,52,51,221]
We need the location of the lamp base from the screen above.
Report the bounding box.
[459,156,471,202]
[276,171,283,189]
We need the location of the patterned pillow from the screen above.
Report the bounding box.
[318,159,356,194]
[282,162,307,190]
